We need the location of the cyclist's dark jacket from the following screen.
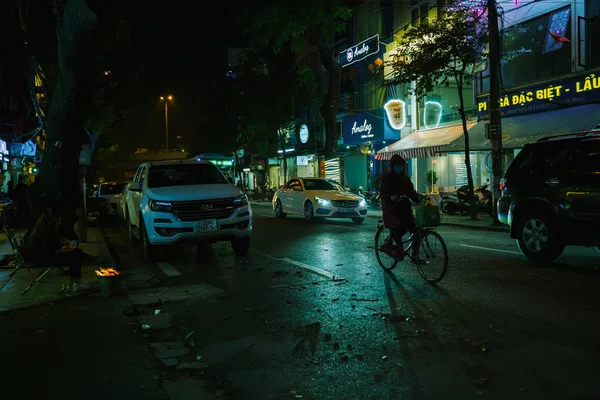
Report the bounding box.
[379,158,419,231]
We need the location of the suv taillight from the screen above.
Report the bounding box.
[499,178,507,191]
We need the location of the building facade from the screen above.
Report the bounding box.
[377,0,600,194]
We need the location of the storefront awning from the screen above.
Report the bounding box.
[441,104,600,153]
[374,121,476,160]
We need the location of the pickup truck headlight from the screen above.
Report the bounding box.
[149,199,172,212]
[234,195,248,207]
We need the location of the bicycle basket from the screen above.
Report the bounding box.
[413,204,441,228]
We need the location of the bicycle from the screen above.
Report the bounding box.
[374,195,448,283]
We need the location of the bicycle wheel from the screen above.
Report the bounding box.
[374,226,398,271]
[414,230,448,283]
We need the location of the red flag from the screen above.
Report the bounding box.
[548,30,571,43]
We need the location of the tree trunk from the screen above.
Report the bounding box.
[30,0,102,235]
[317,41,340,159]
[456,76,478,220]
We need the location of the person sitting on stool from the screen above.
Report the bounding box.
[21,202,92,292]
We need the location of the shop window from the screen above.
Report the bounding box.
[543,8,571,54]
[479,7,572,92]
[420,5,429,26]
[411,8,420,28]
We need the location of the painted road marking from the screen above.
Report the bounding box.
[251,210,362,231]
[156,261,182,276]
[460,244,522,255]
[251,249,339,280]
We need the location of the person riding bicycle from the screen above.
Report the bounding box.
[379,154,424,258]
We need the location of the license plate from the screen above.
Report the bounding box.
[338,207,355,213]
[198,219,217,232]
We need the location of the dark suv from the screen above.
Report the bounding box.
[498,131,600,263]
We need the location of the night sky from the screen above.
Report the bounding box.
[3,0,245,153]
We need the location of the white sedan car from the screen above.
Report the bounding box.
[273,177,368,223]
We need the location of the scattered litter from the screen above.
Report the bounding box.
[196,356,202,361]
[154,309,161,315]
[185,331,195,340]
[382,355,388,361]
[142,324,151,330]
[332,297,340,302]
[336,263,343,266]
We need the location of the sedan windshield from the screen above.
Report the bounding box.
[98,183,126,195]
[303,179,341,191]
[148,163,227,188]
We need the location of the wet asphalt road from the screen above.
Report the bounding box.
[101,204,600,400]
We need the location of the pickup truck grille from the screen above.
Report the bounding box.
[170,198,235,221]
[331,200,359,208]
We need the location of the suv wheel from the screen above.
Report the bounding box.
[231,237,250,256]
[140,220,158,262]
[516,211,564,263]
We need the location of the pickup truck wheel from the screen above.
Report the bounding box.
[140,220,158,262]
[127,214,139,243]
[516,210,564,264]
[231,237,250,256]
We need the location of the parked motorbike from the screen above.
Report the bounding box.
[440,184,492,216]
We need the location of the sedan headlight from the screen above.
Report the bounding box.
[149,199,172,212]
[359,198,367,207]
[315,197,332,206]
[234,194,248,207]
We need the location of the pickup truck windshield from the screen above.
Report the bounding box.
[148,164,227,188]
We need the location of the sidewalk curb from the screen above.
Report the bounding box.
[250,202,509,233]
[0,226,116,315]
[0,287,100,315]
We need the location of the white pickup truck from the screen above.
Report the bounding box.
[125,159,252,261]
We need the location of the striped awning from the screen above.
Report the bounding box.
[375,121,477,160]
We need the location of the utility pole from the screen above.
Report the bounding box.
[488,0,503,225]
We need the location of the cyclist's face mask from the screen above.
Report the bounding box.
[393,165,405,175]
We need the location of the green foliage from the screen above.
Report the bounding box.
[238,0,351,54]
[386,6,530,97]
[426,170,438,186]
[386,7,489,96]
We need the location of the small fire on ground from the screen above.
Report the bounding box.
[95,267,120,276]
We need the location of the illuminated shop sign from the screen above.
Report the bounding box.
[423,101,443,129]
[338,35,380,68]
[477,71,600,119]
[384,99,406,130]
[342,109,401,145]
[0,140,9,162]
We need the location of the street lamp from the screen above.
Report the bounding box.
[159,95,173,150]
